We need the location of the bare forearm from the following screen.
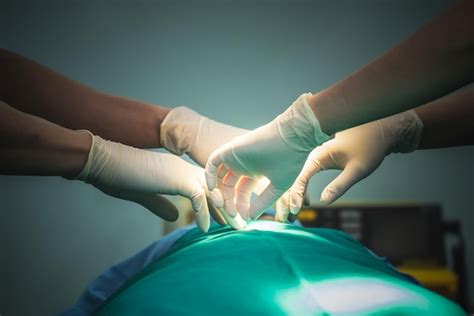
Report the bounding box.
[0,101,91,177]
[309,0,474,135]
[0,48,169,148]
[415,85,474,149]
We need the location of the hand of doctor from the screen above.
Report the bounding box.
[276,111,423,222]
[161,106,311,228]
[160,106,249,229]
[205,93,331,221]
[76,131,212,232]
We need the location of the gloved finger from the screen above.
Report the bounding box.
[218,206,246,230]
[288,177,308,215]
[235,176,258,221]
[289,188,305,215]
[304,152,325,176]
[190,189,211,233]
[320,164,366,204]
[275,192,290,222]
[207,197,227,226]
[209,188,224,209]
[205,151,223,191]
[249,182,285,220]
[210,188,245,229]
[220,169,241,217]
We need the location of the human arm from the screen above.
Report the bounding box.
[0,100,91,177]
[205,1,474,221]
[0,100,212,231]
[415,85,474,149]
[276,86,474,221]
[309,0,474,135]
[0,48,169,148]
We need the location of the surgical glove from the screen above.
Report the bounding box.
[205,93,331,221]
[160,106,248,167]
[161,106,249,229]
[76,131,211,232]
[161,105,313,226]
[276,110,423,222]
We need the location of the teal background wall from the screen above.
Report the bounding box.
[1,1,472,314]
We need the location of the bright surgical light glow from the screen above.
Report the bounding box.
[242,220,284,232]
[275,277,429,316]
[241,221,324,239]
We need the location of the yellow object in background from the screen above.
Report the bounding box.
[298,209,318,222]
[397,266,458,300]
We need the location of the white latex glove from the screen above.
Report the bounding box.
[276,110,423,222]
[76,131,211,232]
[160,106,249,229]
[160,106,248,167]
[205,93,331,221]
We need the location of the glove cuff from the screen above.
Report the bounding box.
[277,93,331,152]
[380,110,424,154]
[74,130,107,183]
[160,106,200,156]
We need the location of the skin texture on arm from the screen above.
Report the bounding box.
[415,85,474,149]
[309,0,474,135]
[276,86,474,220]
[0,100,91,177]
[0,48,169,149]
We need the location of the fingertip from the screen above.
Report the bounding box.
[208,197,227,226]
[205,171,217,191]
[275,196,289,223]
[289,193,303,215]
[232,213,247,230]
[196,210,210,233]
[220,207,246,230]
[192,192,211,233]
[235,177,257,222]
[320,188,336,205]
[289,201,302,215]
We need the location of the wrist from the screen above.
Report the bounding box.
[278,93,331,151]
[155,106,171,147]
[64,130,93,179]
[307,89,347,136]
[160,106,199,155]
[379,110,424,154]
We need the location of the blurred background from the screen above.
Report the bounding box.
[0,0,472,314]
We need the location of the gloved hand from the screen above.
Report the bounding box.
[160,106,248,167]
[205,93,331,221]
[76,131,212,232]
[275,110,423,222]
[160,106,249,229]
